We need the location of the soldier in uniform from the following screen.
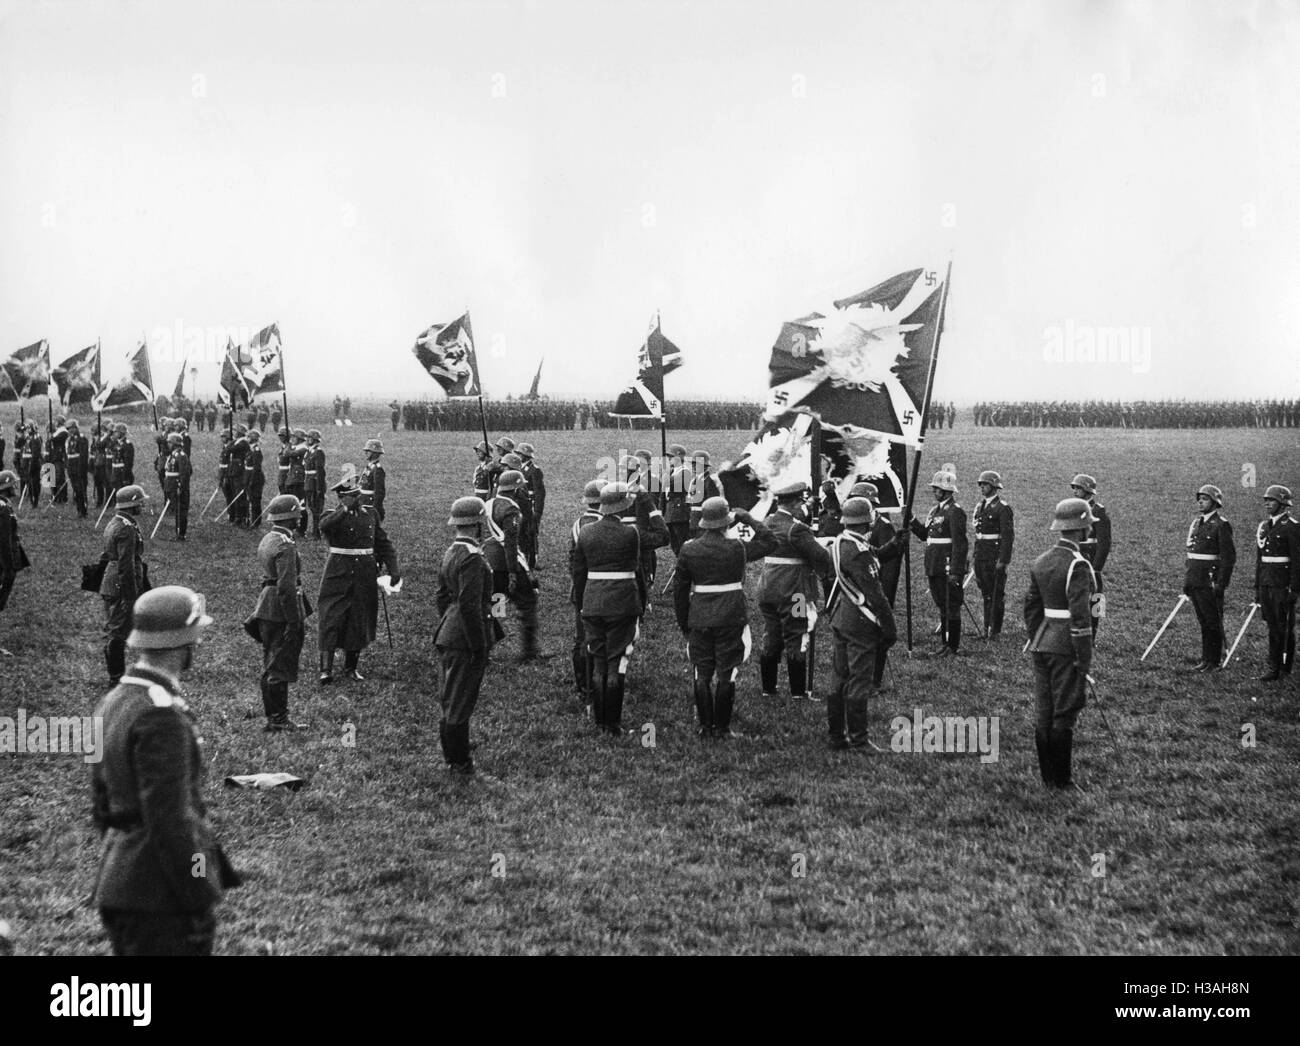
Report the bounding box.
[907,470,968,655]
[483,469,544,661]
[303,429,326,539]
[757,482,833,700]
[826,497,897,750]
[687,451,722,537]
[275,427,293,495]
[113,423,135,487]
[663,444,692,554]
[243,429,265,528]
[1255,484,1300,681]
[216,430,234,520]
[389,400,401,432]
[360,438,387,522]
[251,495,310,730]
[621,455,669,602]
[472,440,494,498]
[973,470,1015,638]
[153,425,170,494]
[846,482,901,685]
[434,496,498,775]
[227,426,249,526]
[1024,498,1098,789]
[19,423,41,508]
[517,442,546,568]
[65,420,90,518]
[569,480,605,710]
[97,484,150,684]
[206,401,218,432]
[317,465,401,683]
[572,483,645,736]
[1184,484,1235,671]
[162,432,192,540]
[90,585,241,956]
[0,471,27,616]
[48,416,68,504]
[673,496,776,738]
[1069,473,1110,637]
[284,429,308,535]
[91,422,111,508]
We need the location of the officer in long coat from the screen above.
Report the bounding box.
[65,420,90,518]
[757,482,832,700]
[973,470,1015,638]
[1255,484,1300,681]
[434,496,498,775]
[1024,498,1097,789]
[317,465,400,683]
[1184,483,1235,671]
[907,470,968,655]
[91,585,241,955]
[673,496,776,737]
[1070,473,1110,637]
[252,495,311,730]
[569,480,605,709]
[826,498,897,750]
[98,484,150,684]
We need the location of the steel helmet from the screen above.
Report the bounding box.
[516,442,535,458]
[1263,484,1293,506]
[1069,473,1097,495]
[266,494,303,522]
[247,429,261,442]
[840,497,875,525]
[363,438,384,455]
[1196,484,1223,506]
[496,469,525,492]
[494,436,515,453]
[292,428,306,439]
[127,586,213,650]
[977,470,1002,489]
[166,432,183,445]
[667,443,687,458]
[114,484,149,508]
[0,470,18,495]
[500,453,524,469]
[583,480,605,504]
[930,470,957,493]
[448,495,486,526]
[307,429,322,441]
[849,481,879,502]
[1050,497,1097,531]
[599,482,635,516]
[698,496,732,530]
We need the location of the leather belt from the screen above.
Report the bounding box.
[164,472,180,478]
[975,533,1001,540]
[927,538,953,545]
[1262,556,1291,563]
[1186,553,1219,561]
[1043,608,1071,619]
[588,571,636,580]
[765,556,807,566]
[693,582,743,593]
[328,547,374,556]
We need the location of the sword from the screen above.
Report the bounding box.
[200,485,222,518]
[211,489,245,522]
[380,587,393,648]
[1224,602,1261,666]
[150,499,172,539]
[1086,674,1126,768]
[659,564,677,597]
[1140,594,1189,661]
[95,489,118,530]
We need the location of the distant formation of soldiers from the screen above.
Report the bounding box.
[972,400,1300,428]
[399,398,763,432]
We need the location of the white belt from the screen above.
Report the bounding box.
[164,472,180,478]
[927,538,953,545]
[975,533,1001,541]
[589,571,636,580]
[1079,539,1097,545]
[766,556,807,566]
[328,547,374,556]
[693,582,743,593]
[67,454,81,459]
[1043,608,1071,619]
[305,470,318,475]
[1186,553,1219,561]
[1262,556,1291,563]
[278,465,289,470]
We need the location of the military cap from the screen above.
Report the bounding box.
[266,494,303,522]
[166,431,183,445]
[1069,473,1097,494]
[496,469,525,492]
[691,450,711,465]
[599,482,635,515]
[1196,484,1223,506]
[363,438,384,455]
[127,586,213,650]
[449,495,487,526]
[930,470,957,493]
[331,463,361,493]
[0,470,18,495]
[114,484,149,508]
[1050,497,1096,531]
[516,442,535,458]
[773,481,809,500]
[1262,484,1293,506]
[501,452,524,469]
[849,481,879,502]
[55,414,66,425]
[840,497,874,525]
[698,496,732,529]
[583,479,605,504]
[977,470,1002,489]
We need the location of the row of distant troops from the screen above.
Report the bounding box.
[397,399,765,432]
[972,400,1300,428]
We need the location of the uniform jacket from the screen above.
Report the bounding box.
[665,464,691,523]
[286,445,307,488]
[303,445,326,493]
[472,462,493,498]
[252,527,308,624]
[0,495,23,583]
[757,508,831,604]
[228,437,248,477]
[244,445,264,490]
[1080,497,1111,572]
[673,517,776,630]
[112,438,134,484]
[483,495,526,573]
[20,435,41,476]
[434,538,495,655]
[361,460,386,519]
[90,665,241,913]
[317,502,400,648]
[163,449,191,497]
[65,434,90,478]
[827,529,896,640]
[617,490,669,554]
[573,513,643,618]
[1254,513,1300,591]
[973,495,1015,566]
[568,508,602,604]
[1184,510,1235,590]
[908,497,969,577]
[99,513,146,602]
[276,441,293,491]
[687,470,722,524]
[521,460,546,519]
[1024,539,1095,666]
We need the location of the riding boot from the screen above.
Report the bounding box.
[343,650,363,680]
[759,654,780,695]
[606,674,625,734]
[591,667,607,729]
[787,657,807,699]
[693,670,714,735]
[846,696,871,747]
[438,721,454,766]
[714,677,736,735]
[873,646,888,687]
[1034,727,1052,785]
[449,723,474,774]
[1049,728,1074,788]
[105,639,126,685]
[319,649,336,685]
[948,616,962,653]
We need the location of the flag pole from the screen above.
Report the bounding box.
[658,312,669,511]
[902,257,954,653]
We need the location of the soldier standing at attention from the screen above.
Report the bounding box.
[973,470,1015,638]
[663,444,691,554]
[573,483,645,736]
[826,497,897,751]
[1255,484,1300,681]
[673,496,776,738]
[275,427,293,495]
[472,440,494,498]
[757,482,832,701]
[114,424,135,486]
[360,439,387,522]
[1184,484,1235,671]
[906,470,968,655]
[162,432,192,540]
[0,471,26,617]
[48,416,68,504]
[244,429,265,528]
[90,585,242,956]
[303,429,326,539]
[484,470,543,661]
[252,495,310,731]
[20,423,41,508]
[434,496,498,776]
[1069,473,1110,637]
[285,429,308,535]
[97,484,150,684]
[91,422,111,508]
[687,451,722,538]
[227,426,249,526]
[517,442,546,569]
[65,420,90,518]
[569,480,605,711]
[389,400,401,432]
[1024,498,1098,790]
[317,465,401,684]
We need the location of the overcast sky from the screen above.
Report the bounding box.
[1,0,1297,403]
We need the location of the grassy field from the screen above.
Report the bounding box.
[2,407,1298,955]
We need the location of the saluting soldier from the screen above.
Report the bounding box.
[663,444,692,554]
[303,429,326,539]
[826,497,897,750]
[90,585,242,956]
[906,470,968,655]
[483,469,544,661]
[973,470,1015,638]
[317,465,401,683]
[360,438,387,522]
[251,494,311,730]
[1069,473,1110,637]
[517,442,546,568]
[97,484,150,684]
[569,480,606,710]
[757,482,832,700]
[1024,498,1098,790]
[1255,484,1300,681]
[162,432,192,540]
[244,429,266,527]
[1184,484,1235,671]
[434,496,498,776]
[0,470,27,616]
[673,496,776,738]
[65,420,90,518]
[573,482,645,736]
[619,461,669,605]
